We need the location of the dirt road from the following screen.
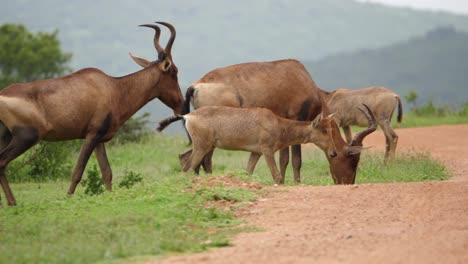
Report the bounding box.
[149,124,468,264]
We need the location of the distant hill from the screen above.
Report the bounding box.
[2,0,468,123]
[304,26,468,105]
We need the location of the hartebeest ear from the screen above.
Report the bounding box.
[312,115,322,128]
[129,52,152,68]
[160,57,172,72]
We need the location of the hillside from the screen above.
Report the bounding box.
[304,26,468,104]
[2,0,468,121]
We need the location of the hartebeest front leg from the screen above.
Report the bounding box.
[342,126,353,144]
[246,152,261,174]
[94,143,112,191]
[291,144,302,183]
[68,135,100,195]
[279,147,289,179]
[263,151,282,184]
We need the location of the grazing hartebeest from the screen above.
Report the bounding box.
[157,104,377,184]
[171,59,323,182]
[0,22,183,206]
[319,86,402,161]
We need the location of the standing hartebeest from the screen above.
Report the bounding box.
[319,86,402,161]
[158,104,377,185]
[177,59,323,183]
[0,22,184,206]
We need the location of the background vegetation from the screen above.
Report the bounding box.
[0,24,72,88]
[305,26,468,105]
[2,0,468,123]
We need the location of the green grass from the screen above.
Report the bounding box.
[394,111,468,128]
[210,146,448,185]
[394,101,468,128]
[0,134,450,263]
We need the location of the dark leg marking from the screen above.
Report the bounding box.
[0,126,40,206]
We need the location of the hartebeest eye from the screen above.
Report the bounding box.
[329,151,337,158]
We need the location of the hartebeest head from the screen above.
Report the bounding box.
[129,22,183,114]
[316,104,377,184]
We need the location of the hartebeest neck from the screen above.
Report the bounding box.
[277,119,328,150]
[114,66,162,122]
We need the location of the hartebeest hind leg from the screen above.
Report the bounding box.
[202,149,214,173]
[183,145,213,174]
[379,118,398,162]
[179,149,213,174]
[94,143,112,191]
[0,126,39,206]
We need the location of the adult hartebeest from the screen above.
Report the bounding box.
[0,22,183,206]
[173,59,323,183]
[319,86,402,161]
[157,104,377,184]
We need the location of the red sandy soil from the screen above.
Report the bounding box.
[146,124,468,264]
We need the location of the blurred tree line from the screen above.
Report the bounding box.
[304,26,468,105]
[0,24,72,88]
[0,24,150,182]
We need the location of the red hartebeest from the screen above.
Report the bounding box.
[157,104,377,184]
[0,22,183,206]
[319,86,403,161]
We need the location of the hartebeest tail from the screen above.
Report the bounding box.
[0,21,183,206]
[157,115,183,132]
[183,86,196,115]
[396,95,403,123]
[158,105,377,185]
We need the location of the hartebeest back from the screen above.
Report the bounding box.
[0,22,183,206]
[173,59,322,182]
[158,104,377,184]
[319,86,403,161]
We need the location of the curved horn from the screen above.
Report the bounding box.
[350,104,377,146]
[139,24,164,54]
[155,21,176,55]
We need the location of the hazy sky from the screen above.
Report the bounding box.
[357,0,468,15]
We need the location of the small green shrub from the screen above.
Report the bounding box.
[81,164,104,196]
[7,141,79,183]
[118,169,143,189]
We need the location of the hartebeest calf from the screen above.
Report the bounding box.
[0,22,183,206]
[319,86,402,161]
[158,105,376,184]
[170,59,323,182]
